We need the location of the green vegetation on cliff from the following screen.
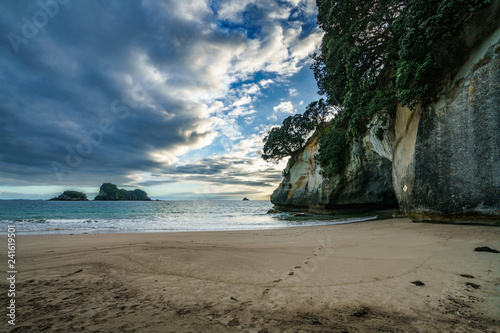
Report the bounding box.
[313,0,491,177]
[315,124,349,177]
[94,183,151,201]
[263,0,492,178]
[314,0,491,116]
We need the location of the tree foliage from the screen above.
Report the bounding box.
[393,0,492,107]
[311,0,491,177]
[262,0,491,176]
[261,99,336,164]
[314,0,401,103]
[261,114,313,163]
[316,124,349,177]
[313,0,491,134]
[303,98,332,135]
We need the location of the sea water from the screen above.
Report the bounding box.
[0,200,377,235]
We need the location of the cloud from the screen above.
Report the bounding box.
[259,79,274,88]
[233,95,252,107]
[134,179,177,187]
[148,153,285,198]
[273,101,296,114]
[244,116,256,124]
[0,0,320,197]
[137,133,287,198]
[266,114,278,122]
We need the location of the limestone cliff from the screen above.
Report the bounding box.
[270,135,330,212]
[271,6,500,223]
[393,34,500,224]
[271,113,398,213]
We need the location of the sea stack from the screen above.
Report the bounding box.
[94,183,151,201]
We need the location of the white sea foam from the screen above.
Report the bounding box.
[0,200,379,235]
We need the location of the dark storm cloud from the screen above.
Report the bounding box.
[167,156,281,188]
[135,179,177,187]
[0,0,320,193]
[176,159,232,175]
[0,0,222,186]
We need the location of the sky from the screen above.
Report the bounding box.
[0,0,323,200]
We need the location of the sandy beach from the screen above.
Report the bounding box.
[2,218,500,332]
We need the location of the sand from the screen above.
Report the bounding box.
[1,218,500,332]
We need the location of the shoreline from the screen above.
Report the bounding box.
[2,218,500,332]
[5,216,378,237]
[3,212,382,236]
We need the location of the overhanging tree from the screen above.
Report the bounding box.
[313,0,402,137]
[303,98,334,136]
[261,114,313,164]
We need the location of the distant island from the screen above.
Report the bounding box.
[49,183,151,201]
[94,183,151,201]
[242,197,250,201]
[49,191,88,201]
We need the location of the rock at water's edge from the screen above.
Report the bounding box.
[271,115,398,214]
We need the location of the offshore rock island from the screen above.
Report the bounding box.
[49,191,88,201]
[94,183,151,201]
[49,183,151,201]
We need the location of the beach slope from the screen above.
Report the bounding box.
[2,218,500,332]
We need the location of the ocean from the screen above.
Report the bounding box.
[0,200,378,235]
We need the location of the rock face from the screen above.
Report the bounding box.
[271,8,499,223]
[270,135,329,212]
[94,183,151,201]
[393,36,500,224]
[49,191,88,201]
[271,113,398,213]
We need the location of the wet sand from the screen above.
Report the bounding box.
[2,218,500,332]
